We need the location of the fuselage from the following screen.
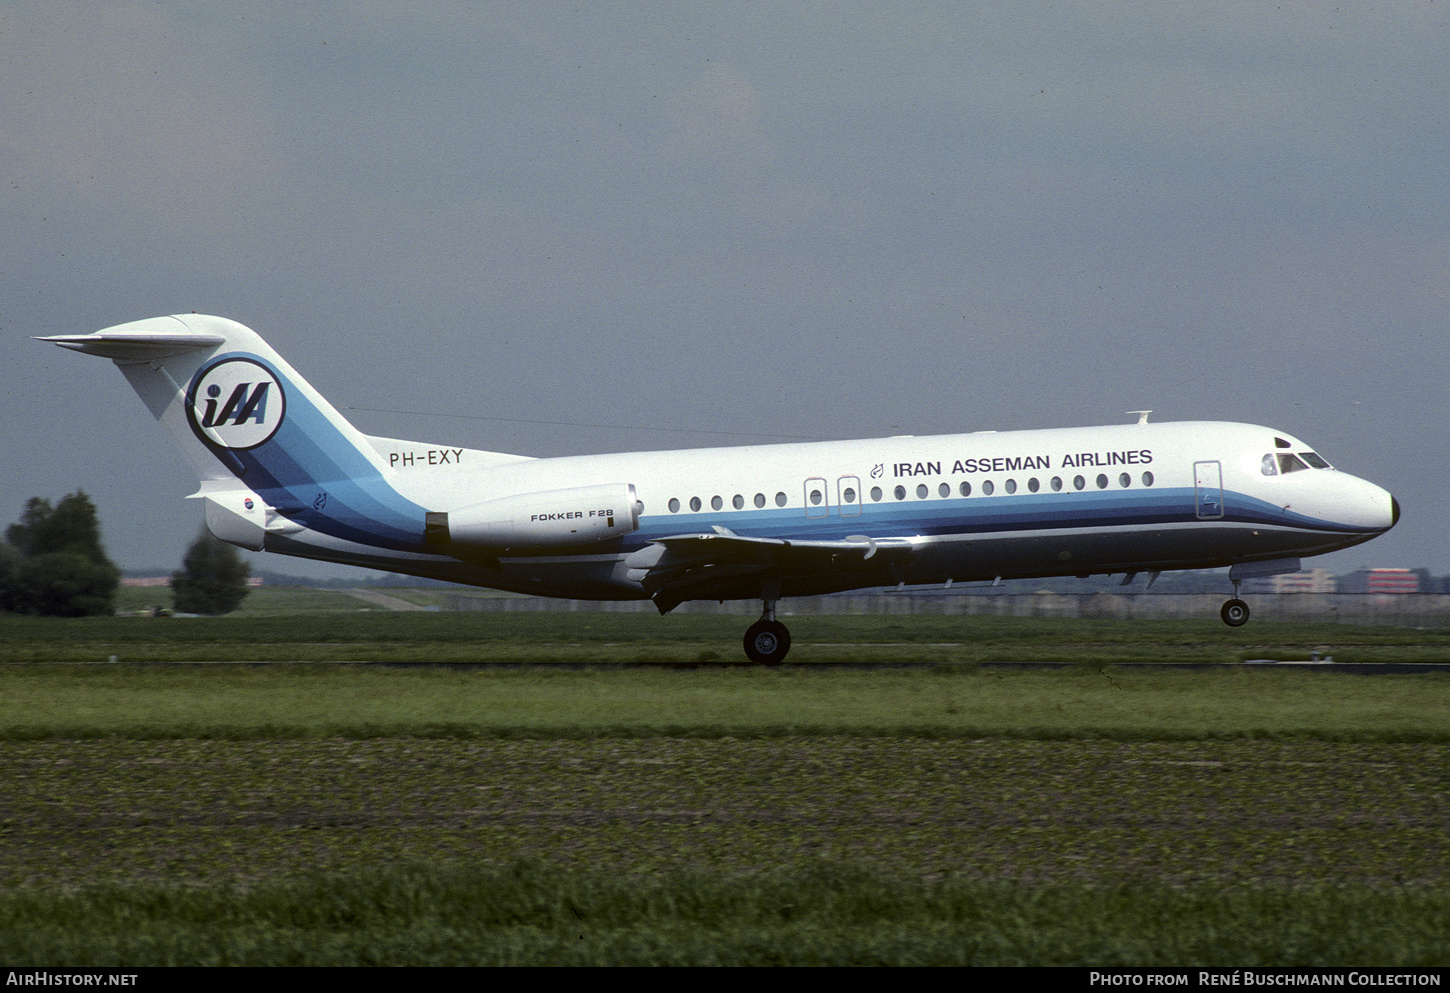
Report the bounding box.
[282,419,1397,601]
[41,314,1398,613]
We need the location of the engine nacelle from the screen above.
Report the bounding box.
[428,482,640,550]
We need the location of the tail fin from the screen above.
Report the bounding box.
[40,315,429,552]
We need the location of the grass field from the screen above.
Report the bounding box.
[2,601,1448,965]
[10,599,1450,664]
[0,664,1446,741]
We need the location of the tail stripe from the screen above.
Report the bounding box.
[186,351,428,551]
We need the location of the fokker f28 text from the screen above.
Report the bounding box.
[43,315,1399,663]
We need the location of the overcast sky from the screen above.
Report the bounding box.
[3,2,1446,580]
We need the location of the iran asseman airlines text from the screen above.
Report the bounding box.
[42,315,1398,662]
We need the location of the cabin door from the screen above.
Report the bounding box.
[1194,461,1225,519]
[837,476,862,517]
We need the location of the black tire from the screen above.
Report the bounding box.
[743,619,791,664]
[1221,598,1250,627]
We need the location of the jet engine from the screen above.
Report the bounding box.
[427,482,639,550]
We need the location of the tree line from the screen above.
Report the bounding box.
[1,491,250,616]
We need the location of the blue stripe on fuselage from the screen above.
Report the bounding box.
[628,487,1377,550]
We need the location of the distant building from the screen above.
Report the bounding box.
[1337,568,1419,594]
[1242,568,1337,594]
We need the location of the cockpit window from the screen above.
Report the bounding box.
[1261,454,1278,476]
[1274,437,1292,449]
[1277,453,1309,474]
[1300,452,1331,469]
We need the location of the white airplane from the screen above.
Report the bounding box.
[42,314,1398,662]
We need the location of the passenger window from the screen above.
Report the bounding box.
[1119,473,1131,488]
[982,480,995,496]
[916,484,928,498]
[808,488,822,505]
[843,487,857,504]
[733,494,744,509]
[1262,454,1278,476]
[1142,472,1154,486]
[755,493,766,508]
[1027,478,1040,493]
[711,495,723,510]
[1277,453,1309,474]
[1004,479,1017,494]
[871,486,883,501]
[668,498,680,513]
[1096,474,1108,489]
[775,492,787,507]
[1051,477,1063,492]
[894,485,906,500]
[689,497,701,512]
[1073,476,1086,491]
[938,482,950,498]
[959,481,972,497]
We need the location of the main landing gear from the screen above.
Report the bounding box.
[743,598,791,664]
[1220,578,1250,627]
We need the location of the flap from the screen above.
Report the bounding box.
[628,528,917,614]
[640,529,916,566]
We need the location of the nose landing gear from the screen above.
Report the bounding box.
[1220,577,1250,627]
[743,598,791,664]
[1220,598,1251,627]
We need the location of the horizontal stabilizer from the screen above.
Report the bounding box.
[37,333,226,361]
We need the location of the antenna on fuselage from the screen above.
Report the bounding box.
[1126,410,1152,424]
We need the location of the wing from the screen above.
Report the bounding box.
[624,527,917,614]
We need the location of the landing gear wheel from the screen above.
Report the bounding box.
[743,619,791,665]
[1221,598,1250,627]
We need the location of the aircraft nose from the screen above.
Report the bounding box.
[1367,486,1399,533]
[1339,476,1398,533]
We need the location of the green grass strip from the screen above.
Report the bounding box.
[2,861,1446,966]
[0,664,1446,741]
[7,611,1450,663]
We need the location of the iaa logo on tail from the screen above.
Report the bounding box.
[186,357,287,450]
